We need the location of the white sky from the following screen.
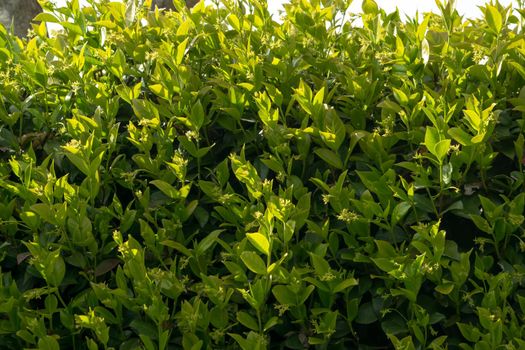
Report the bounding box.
[270,0,519,19]
[55,0,519,19]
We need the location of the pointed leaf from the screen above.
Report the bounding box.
[237,311,259,331]
[433,139,451,162]
[150,180,180,199]
[424,127,440,155]
[246,233,270,256]
[240,251,267,275]
[314,148,343,169]
[362,0,379,14]
[448,127,473,146]
[485,5,502,34]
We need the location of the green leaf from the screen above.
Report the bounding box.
[94,20,117,29]
[300,285,315,304]
[391,202,411,226]
[176,18,192,36]
[176,38,189,65]
[31,203,55,225]
[237,311,259,331]
[424,127,441,156]
[120,209,137,233]
[435,282,454,295]
[47,250,66,287]
[314,148,343,169]
[108,48,126,78]
[139,335,156,350]
[333,278,358,293]
[479,195,497,215]
[310,253,330,276]
[471,133,485,144]
[375,240,397,258]
[417,14,431,41]
[38,336,60,350]
[509,61,525,80]
[313,87,325,107]
[161,240,192,257]
[371,258,396,273]
[240,251,267,275]
[395,36,405,58]
[190,100,205,130]
[485,5,502,34]
[228,14,241,31]
[246,233,270,256]
[33,13,60,23]
[63,152,90,176]
[45,295,58,314]
[272,285,296,305]
[382,314,409,335]
[457,322,481,342]
[433,139,451,162]
[149,84,170,100]
[378,100,402,114]
[229,333,251,350]
[447,127,473,146]
[356,302,379,325]
[250,279,267,309]
[470,215,492,233]
[196,230,223,256]
[150,180,180,199]
[475,341,492,350]
[362,0,379,14]
[392,88,408,106]
[463,110,481,132]
[263,316,280,332]
[514,134,524,164]
[321,108,346,151]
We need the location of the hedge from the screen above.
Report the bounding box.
[1,0,525,349]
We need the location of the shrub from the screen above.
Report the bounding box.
[1,0,525,349]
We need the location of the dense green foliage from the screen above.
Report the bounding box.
[2,0,525,348]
